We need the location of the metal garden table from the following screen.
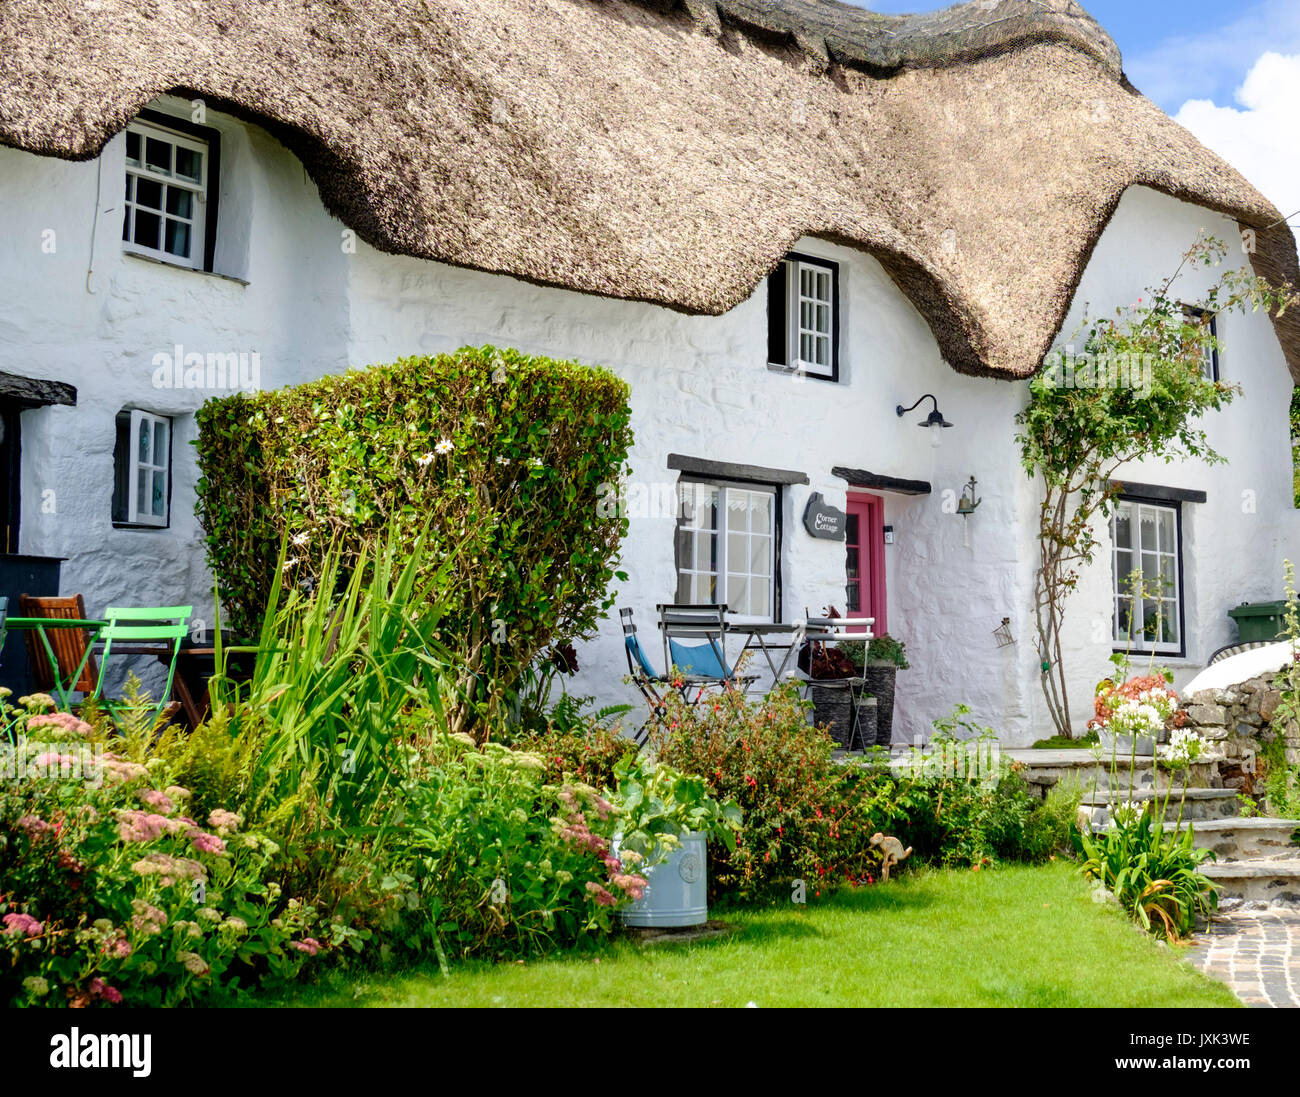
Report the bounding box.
[2,616,107,710]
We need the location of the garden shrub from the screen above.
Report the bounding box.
[0,696,337,1007]
[196,345,633,737]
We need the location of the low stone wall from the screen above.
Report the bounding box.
[1181,673,1300,798]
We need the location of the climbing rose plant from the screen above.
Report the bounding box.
[1017,237,1297,738]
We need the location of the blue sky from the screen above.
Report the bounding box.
[856,0,1300,111]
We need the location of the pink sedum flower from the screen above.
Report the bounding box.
[138,789,175,813]
[189,831,226,855]
[2,912,43,936]
[289,937,322,956]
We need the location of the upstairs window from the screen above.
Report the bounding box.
[112,410,171,528]
[123,113,219,272]
[767,253,839,381]
[1182,305,1219,380]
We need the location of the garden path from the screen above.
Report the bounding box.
[1186,910,1300,1008]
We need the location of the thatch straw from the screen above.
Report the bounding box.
[2,0,1295,379]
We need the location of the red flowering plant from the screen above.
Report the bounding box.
[646,684,895,900]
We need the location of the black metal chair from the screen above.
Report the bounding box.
[621,608,671,744]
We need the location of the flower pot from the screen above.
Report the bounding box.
[809,679,862,748]
[1097,728,1157,756]
[618,832,707,928]
[861,662,898,745]
[856,695,878,750]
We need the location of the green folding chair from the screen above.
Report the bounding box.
[91,605,193,726]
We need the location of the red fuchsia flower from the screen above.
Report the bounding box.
[138,789,175,813]
[2,912,43,936]
[289,938,322,956]
[189,831,227,855]
[585,882,617,907]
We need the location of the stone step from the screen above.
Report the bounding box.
[1077,788,1241,829]
[1006,749,1222,797]
[1190,818,1300,862]
[1202,859,1300,907]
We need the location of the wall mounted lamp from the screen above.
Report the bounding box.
[896,393,953,448]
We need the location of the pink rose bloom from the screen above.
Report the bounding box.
[2,912,43,936]
[289,938,322,956]
[189,832,226,855]
[139,789,175,813]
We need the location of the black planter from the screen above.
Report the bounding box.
[861,662,898,746]
[809,679,863,748]
[855,695,878,749]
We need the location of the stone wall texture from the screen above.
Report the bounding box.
[1182,674,1300,805]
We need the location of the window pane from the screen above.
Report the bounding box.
[166,187,193,218]
[137,420,150,465]
[1141,599,1159,641]
[122,207,131,242]
[152,471,167,517]
[132,210,161,249]
[175,146,201,182]
[846,546,860,581]
[126,130,141,166]
[134,177,162,210]
[1159,556,1177,599]
[125,174,134,200]
[728,532,746,573]
[1113,505,1131,549]
[137,469,150,517]
[749,534,769,573]
[750,581,769,619]
[695,533,717,573]
[145,136,171,173]
[727,575,748,614]
[845,514,859,547]
[676,572,693,604]
[1157,508,1175,553]
[164,219,191,258]
[1115,550,1133,591]
[152,419,168,464]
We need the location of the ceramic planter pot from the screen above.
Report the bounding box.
[618,832,707,928]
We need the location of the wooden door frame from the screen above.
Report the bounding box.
[845,491,886,634]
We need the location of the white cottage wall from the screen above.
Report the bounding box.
[0,104,1294,744]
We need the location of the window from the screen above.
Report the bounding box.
[123,112,220,271]
[675,479,777,621]
[767,253,839,381]
[1182,305,1219,380]
[112,410,171,528]
[1111,498,1182,653]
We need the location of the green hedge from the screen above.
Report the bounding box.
[195,346,633,735]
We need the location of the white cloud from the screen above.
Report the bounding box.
[1174,51,1300,225]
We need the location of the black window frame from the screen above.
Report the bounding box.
[767,251,840,384]
[129,108,222,274]
[1110,493,1186,659]
[1182,304,1219,381]
[673,474,784,624]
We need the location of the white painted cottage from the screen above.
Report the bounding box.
[0,0,1297,743]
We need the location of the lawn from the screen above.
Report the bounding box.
[269,862,1238,1008]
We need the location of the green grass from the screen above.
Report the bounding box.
[266,862,1237,1008]
[1031,731,1100,749]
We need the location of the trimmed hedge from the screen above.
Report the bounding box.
[195,346,633,736]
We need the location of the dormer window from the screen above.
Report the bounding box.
[767,253,839,381]
[123,113,219,272]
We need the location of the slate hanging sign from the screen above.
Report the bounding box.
[802,492,846,541]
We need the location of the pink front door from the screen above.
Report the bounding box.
[845,494,886,634]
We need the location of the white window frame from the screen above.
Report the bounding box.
[124,410,171,528]
[785,257,836,380]
[1111,498,1183,654]
[123,118,208,270]
[675,478,777,624]
[1182,305,1219,381]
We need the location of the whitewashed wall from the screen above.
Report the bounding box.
[0,104,1294,740]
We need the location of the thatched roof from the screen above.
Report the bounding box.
[2,0,1297,380]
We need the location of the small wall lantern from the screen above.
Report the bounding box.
[896,393,953,448]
